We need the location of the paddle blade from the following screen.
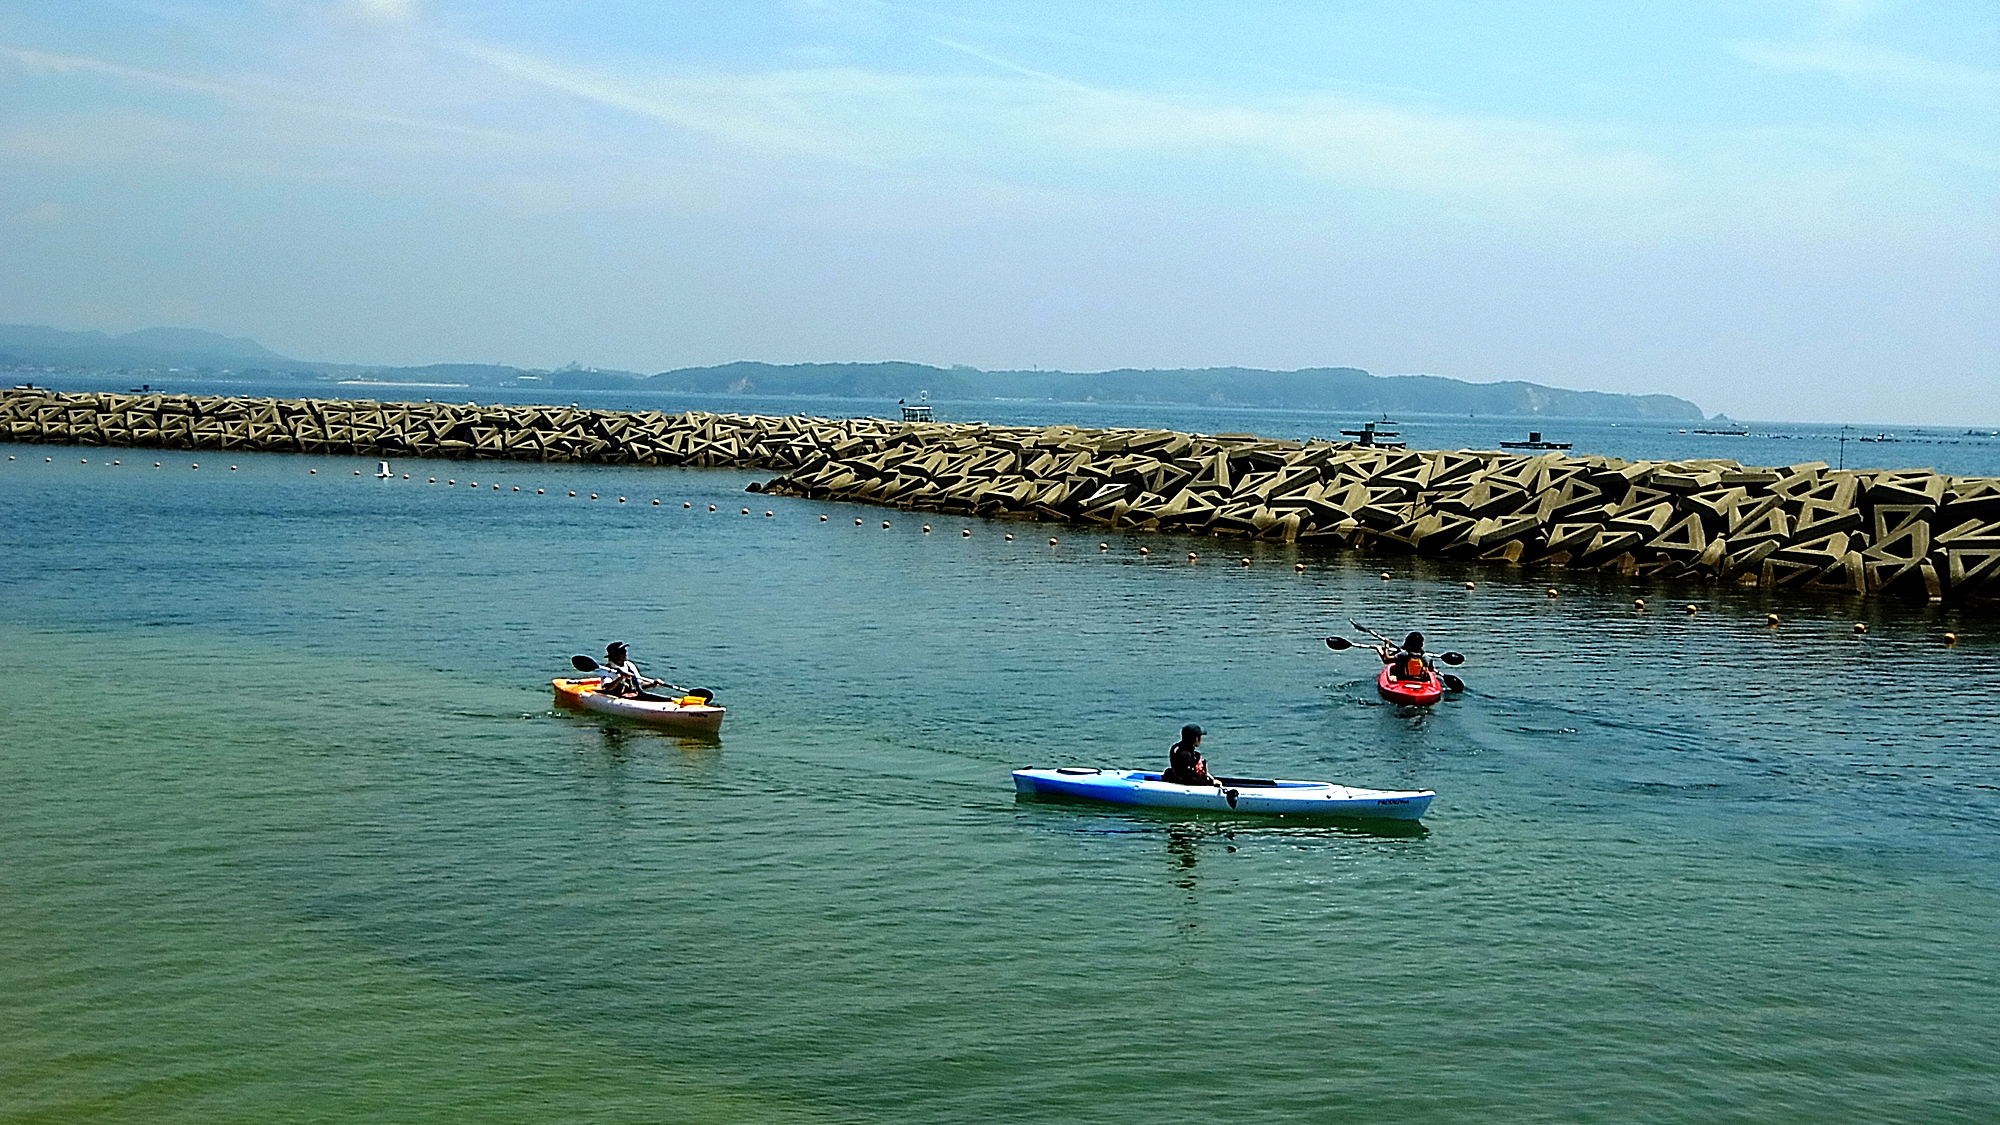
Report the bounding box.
[1442,674,1467,693]
[1441,651,1465,665]
[1223,788,1239,808]
[1325,636,1353,650]
[570,655,600,672]
[689,688,715,703]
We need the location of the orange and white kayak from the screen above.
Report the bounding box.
[551,677,726,732]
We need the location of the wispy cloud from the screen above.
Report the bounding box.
[449,38,1667,213]
[1728,37,2000,108]
[0,44,519,142]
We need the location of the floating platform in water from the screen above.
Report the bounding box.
[1498,431,1573,449]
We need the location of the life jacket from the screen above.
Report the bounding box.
[1398,655,1427,680]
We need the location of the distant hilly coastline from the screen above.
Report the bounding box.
[0,323,1706,420]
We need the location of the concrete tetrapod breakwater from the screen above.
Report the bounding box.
[5,387,1998,605]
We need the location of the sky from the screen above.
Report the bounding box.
[0,1,1994,423]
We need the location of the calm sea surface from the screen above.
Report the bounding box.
[2,406,1996,1122]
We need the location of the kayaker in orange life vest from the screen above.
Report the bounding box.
[1161,724,1218,786]
[1378,631,1432,681]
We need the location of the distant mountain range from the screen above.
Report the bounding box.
[0,323,1706,419]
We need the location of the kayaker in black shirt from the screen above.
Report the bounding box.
[1161,724,1217,786]
[1379,631,1431,681]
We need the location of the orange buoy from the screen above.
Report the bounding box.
[1853,622,1868,634]
[1686,604,1698,615]
[1240,557,1252,567]
[1766,613,1781,626]
[1465,582,1476,590]
[1944,632,1958,645]
[1634,599,1646,610]
[1547,588,1559,598]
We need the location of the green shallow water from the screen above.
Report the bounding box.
[2,448,1996,1124]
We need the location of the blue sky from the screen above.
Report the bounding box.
[0,1,1994,422]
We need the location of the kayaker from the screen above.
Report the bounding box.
[1379,632,1431,681]
[1161,724,1218,787]
[599,641,668,700]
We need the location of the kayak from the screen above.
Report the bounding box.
[1377,664,1446,706]
[1012,768,1433,820]
[551,677,726,732]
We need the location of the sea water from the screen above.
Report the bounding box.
[1,441,1995,1124]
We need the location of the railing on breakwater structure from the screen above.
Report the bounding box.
[4,387,1997,605]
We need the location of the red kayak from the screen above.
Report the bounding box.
[1377,664,1446,706]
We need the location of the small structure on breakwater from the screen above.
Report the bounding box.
[3,387,1996,604]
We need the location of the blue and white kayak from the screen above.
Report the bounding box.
[1012,768,1433,820]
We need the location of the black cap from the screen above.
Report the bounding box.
[606,641,628,655]
[1182,723,1204,739]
